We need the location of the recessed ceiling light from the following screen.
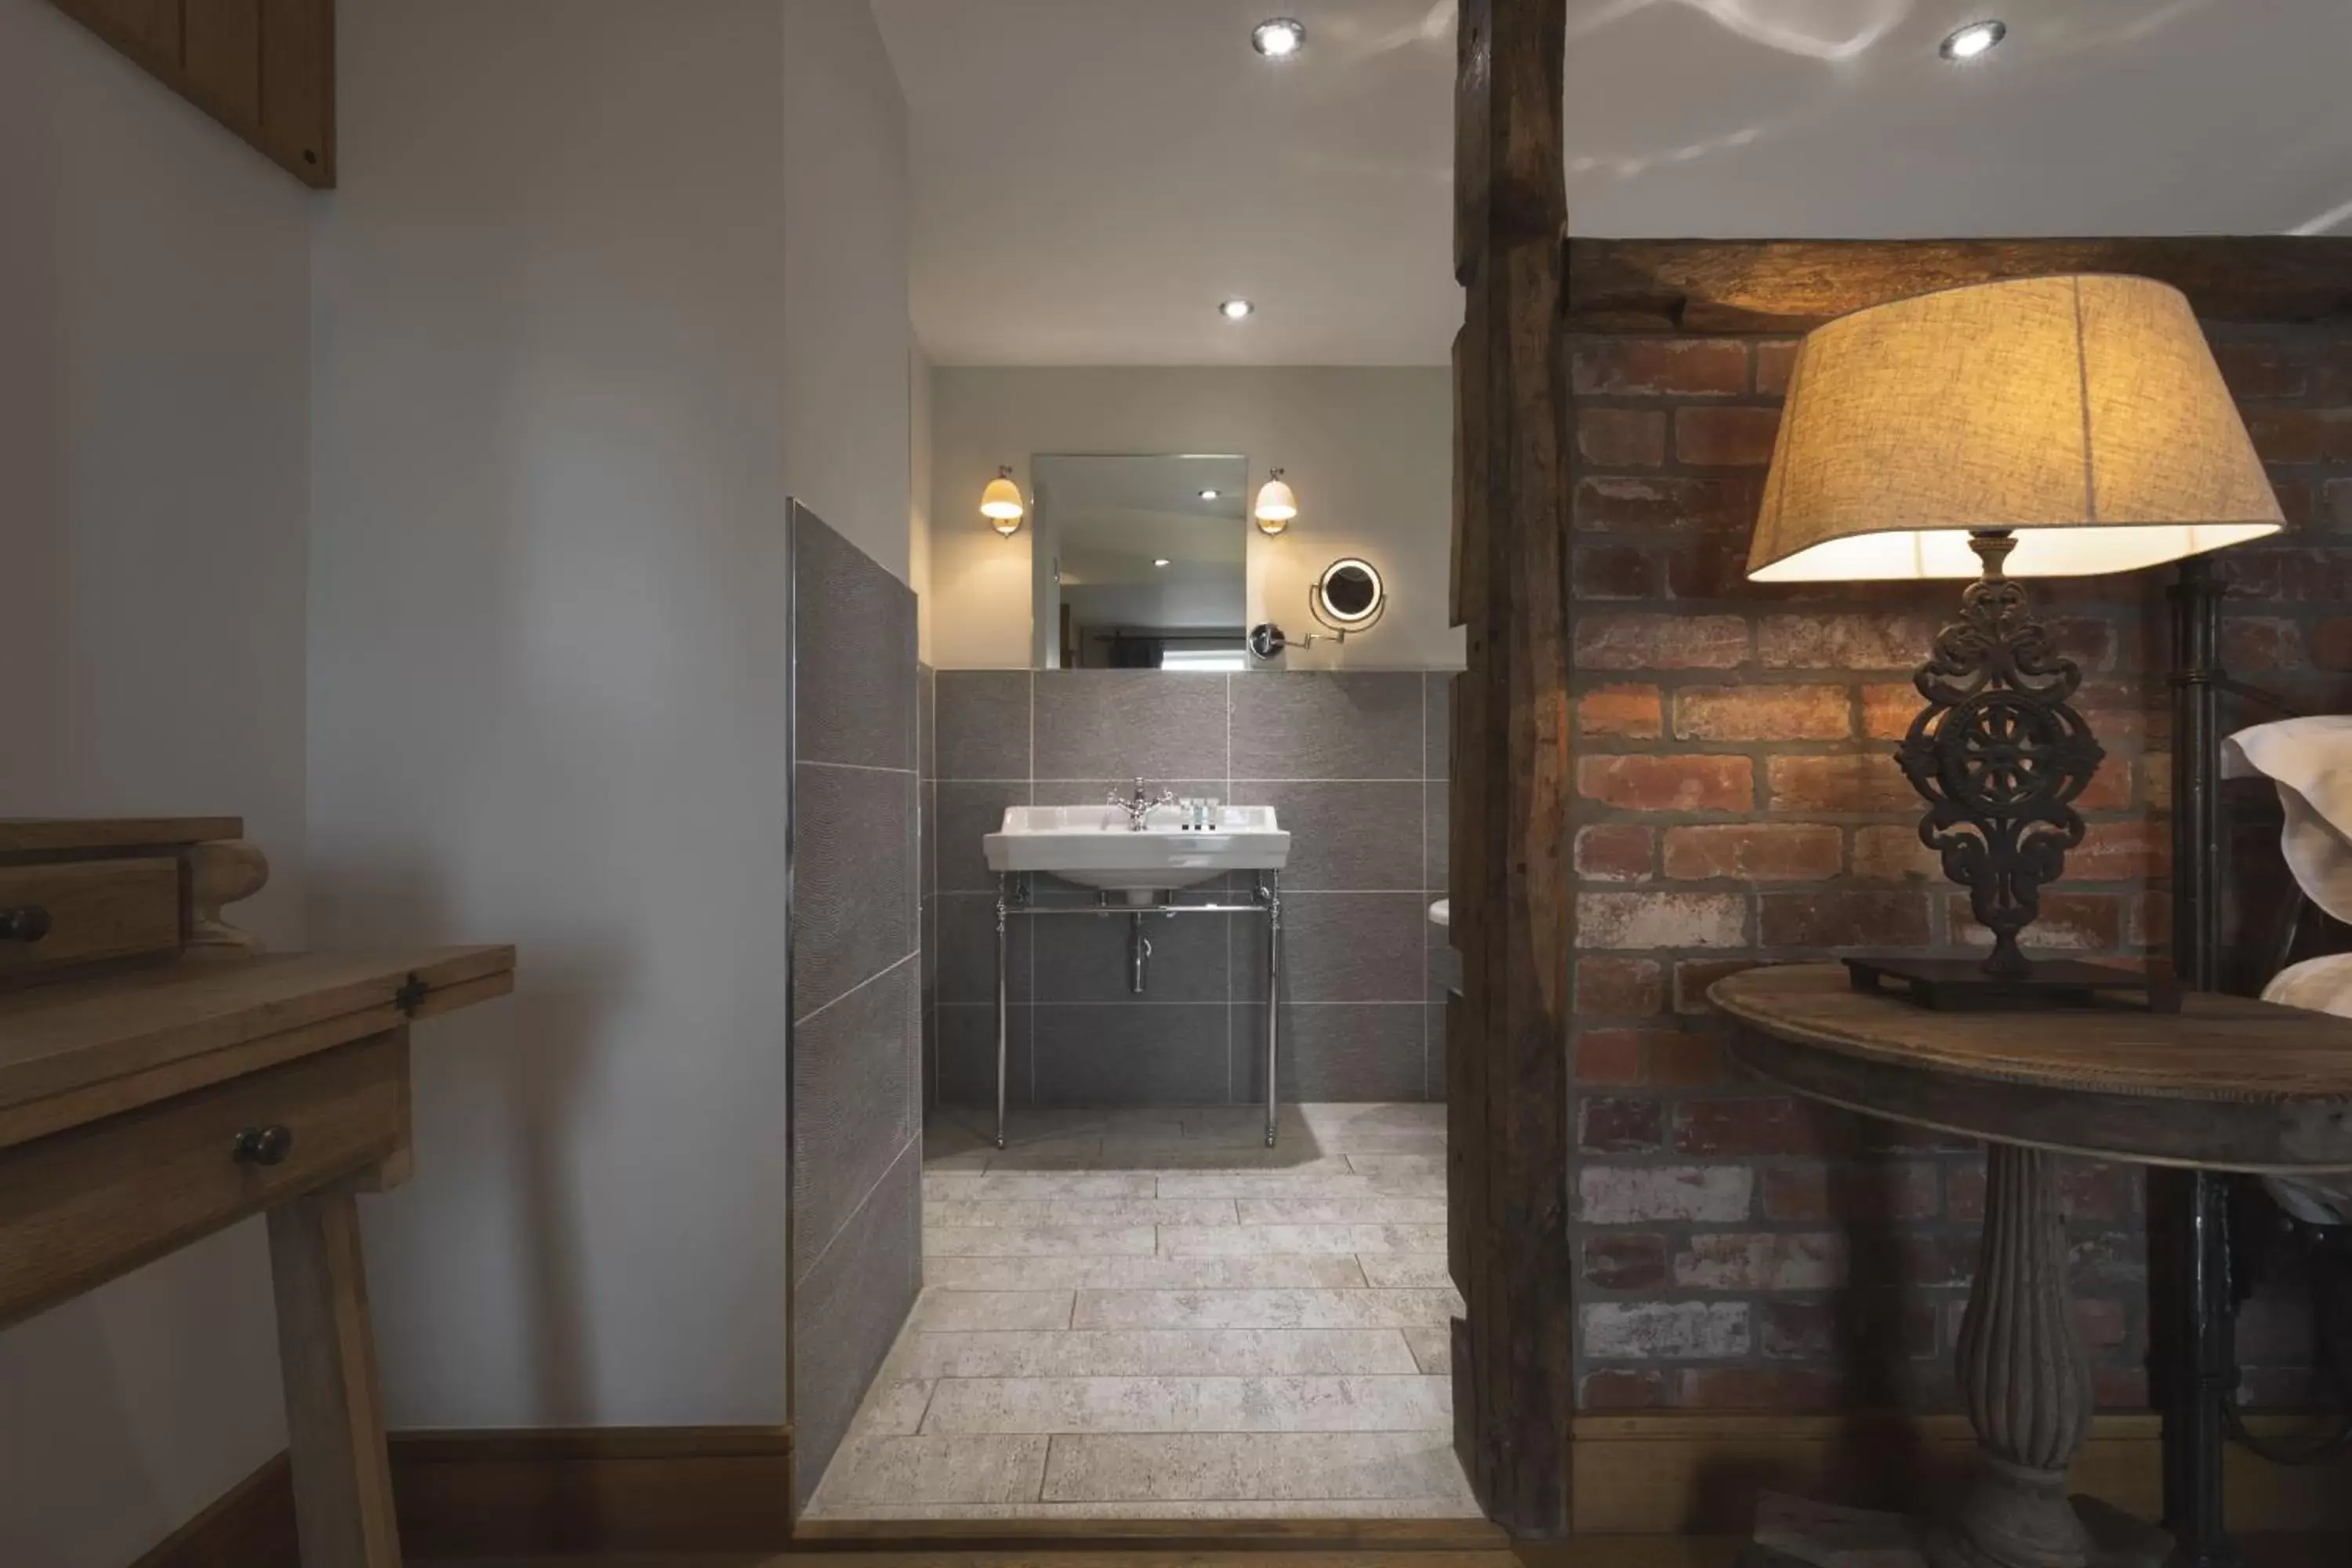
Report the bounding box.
[1251,18,1305,59]
[1199,488,1220,500]
[1939,20,2006,60]
[1219,298,1255,321]
[1153,558,1173,568]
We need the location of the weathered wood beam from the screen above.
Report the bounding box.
[1449,0,1574,1536]
[1566,237,2352,332]
[52,0,336,189]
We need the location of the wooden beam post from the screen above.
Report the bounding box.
[1449,0,1575,1536]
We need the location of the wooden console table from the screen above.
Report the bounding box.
[1711,964,2352,1568]
[0,818,513,1568]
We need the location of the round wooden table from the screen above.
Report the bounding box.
[1711,964,2352,1568]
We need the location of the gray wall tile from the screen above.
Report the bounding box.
[1033,906,1229,1004]
[793,762,916,1019]
[1032,1005,1230,1105]
[937,891,1032,1006]
[1034,671,1228,781]
[1229,781,1425,891]
[918,663,938,782]
[938,1002,1031,1109]
[1231,673,1423,782]
[793,960,918,1271]
[793,1143,920,1509]
[1424,673,1454,782]
[1427,918,1462,1002]
[1237,1003,1428,1103]
[938,782,1031,892]
[793,504,914,771]
[1425,782,1449,894]
[1425,1004,1447,1102]
[936,670,1031,780]
[1235,892,1426,1004]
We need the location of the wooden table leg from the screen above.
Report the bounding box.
[1933,1143,2095,1568]
[268,1190,404,1568]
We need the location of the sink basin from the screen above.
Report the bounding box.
[983,804,1288,894]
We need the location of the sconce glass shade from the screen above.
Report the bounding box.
[982,466,1025,536]
[1254,470,1298,535]
[1748,274,2284,583]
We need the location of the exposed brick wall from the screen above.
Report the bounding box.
[1566,319,2352,1414]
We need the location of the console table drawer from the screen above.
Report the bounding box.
[0,857,183,982]
[0,1032,408,1327]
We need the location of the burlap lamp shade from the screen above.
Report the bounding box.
[1748,274,2283,583]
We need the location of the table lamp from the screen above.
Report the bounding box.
[1748,274,2285,1008]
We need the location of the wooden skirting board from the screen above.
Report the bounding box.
[134,1425,794,1566]
[1570,1411,2352,1537]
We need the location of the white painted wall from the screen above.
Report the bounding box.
[0,4,311,1563]
[785,0,913,581]
[927,368,1461,670]
[309,0,800,1428]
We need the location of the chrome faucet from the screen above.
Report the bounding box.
[1109,778,1175,831]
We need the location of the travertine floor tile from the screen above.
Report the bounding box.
[1040,1431,1479,1504]
[1070,1287,1461,1330]
[927,1255,1370,1291]
[805,1432,1049,1509]
[1401,1325,1453,1374]
[924,1224,1159,1256]
[800,1495,1483,1520]
[1359,1254,1457,1288]
[1159,1223,1449,1256]
[908,1290,1076,1332]
[921,1374,1454,1435]
[927,1198,1239,1228]
[889,1327,1420,1378]
[1235,1196,1447,1225]
[924,1171,1158,1200]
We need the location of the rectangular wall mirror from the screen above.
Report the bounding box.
[1030,452,1248,670]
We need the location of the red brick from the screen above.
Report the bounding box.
[1579,1163,1755,1223]
[1575,474,1764,533]
[1674,1232,1846,1290]
[1760,1298,1939,1361]
[2095,1366,2150,1410]
[1852,825,1940,881]
[1574,339,1750,397]
[2077,1297,2130,1351]
[1664,822,1842,882]
[2129,888,2171,949]
[1574,1029,1649,1084]
[1577,957,1664,1016]
[2045,616,2119,672]
[1580,1369,1667,1410]
[1672,958,1759,1015]
[1661,536,1754,600]
[2223,616,2303,673]
[2328,477,2352,532]
[1579,408,1667,467]
[1577,891,1748,949]
[1768,753,1920,813]
[1950,891,2121,952]
[1850,1231,1976,1289]
[1575,612,1748,670]
[1754,340,1801,396]
[2138,760,2172,814]
[2078,763,2134,811]
[1861,684,1919,741]
[1575,542,1661,599]
[1581,1096,1664,1153]
[2245,408,2352,463]
[2315,619,2352,672]
[1582,1233,1669,1290]
[1579,683,1664,738]
[1675,406,1781,467]
[2071,820,2164,880]
[1762,1161,1943,1223]
[1576,822,1655,882]
[1760,890,1931,948]
[2210,339,2311,401]
[1757,612,1938,670]
[1650,1032,1730,1086]
[1673,1368,1846,1410]
[1675,1096,1857,1157]
[1672,684,1851,742]
[1578,754,1753,813]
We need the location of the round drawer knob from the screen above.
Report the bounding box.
[230,1125,295,1167]
[0,906,51,943]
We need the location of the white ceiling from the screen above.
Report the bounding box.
[874,0,2352,368]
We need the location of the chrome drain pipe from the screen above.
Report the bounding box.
[1129,912,1152,994]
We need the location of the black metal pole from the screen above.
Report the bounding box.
[2160,558,2238,1568]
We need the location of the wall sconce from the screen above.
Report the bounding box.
[981,466,1025,538]
[1254,469,1298,536]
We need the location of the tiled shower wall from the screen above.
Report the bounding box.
[789,504,920,1508]
[927,670,1456,1107]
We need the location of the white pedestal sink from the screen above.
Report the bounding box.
[983,804,1287,896]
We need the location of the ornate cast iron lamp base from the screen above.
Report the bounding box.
[1852,531,2168,1014]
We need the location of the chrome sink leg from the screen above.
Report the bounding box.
[1264,872,1282,1148]
[995,873,1011,1150]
